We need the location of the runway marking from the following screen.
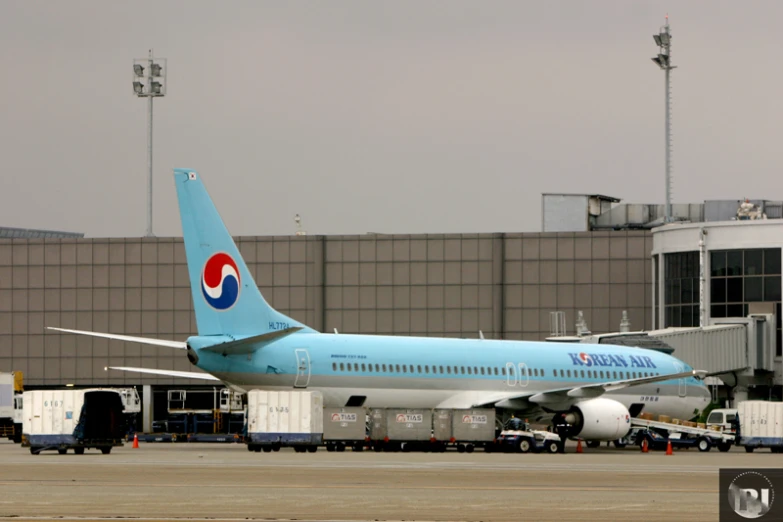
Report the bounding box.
[0,481,713,494]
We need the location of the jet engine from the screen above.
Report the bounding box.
[556,398,632,441]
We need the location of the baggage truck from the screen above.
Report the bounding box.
[246,390,323,453]
[323,407,366,452]
[735,401,783,453]
[22,389,126,455]
[369,408,432,452]
[443,409,497,453]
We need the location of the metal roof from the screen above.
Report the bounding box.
[595,333,675,354]
[541,193,622,203]
[0,226,84,239]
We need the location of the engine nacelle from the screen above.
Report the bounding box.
[562,398,631,441]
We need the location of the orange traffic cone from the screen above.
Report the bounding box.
[641,438,648,453]
[665,440,673,455]
[576,439,583,453]
[133,433,139,449]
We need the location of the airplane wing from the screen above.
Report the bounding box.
[467,369,708,410]
[47,327,187,349]
[106,366,221,381]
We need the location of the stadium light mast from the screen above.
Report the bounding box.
[651,16,676,224]
[133,50,167,237]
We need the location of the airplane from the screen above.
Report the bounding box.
[48,168,711,445]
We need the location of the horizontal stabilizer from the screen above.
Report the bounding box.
[47,327,186,349]
[107,366,220,381]
[200,326,303,356]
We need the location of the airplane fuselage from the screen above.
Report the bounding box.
[193,333,711,421]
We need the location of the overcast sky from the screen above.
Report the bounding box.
[1,1,781,238]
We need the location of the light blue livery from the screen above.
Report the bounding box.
[49,169,712,442]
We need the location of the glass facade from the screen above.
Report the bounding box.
[663,251,699,327]
[710,248,782,356]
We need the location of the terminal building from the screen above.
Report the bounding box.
[1,196,781,419]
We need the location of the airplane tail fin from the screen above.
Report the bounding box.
[173,168,316,337]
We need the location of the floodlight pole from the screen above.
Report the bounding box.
[133,49,166,238]
[664,25,672,225]
[652,17,676,224]
[146,50,154,238]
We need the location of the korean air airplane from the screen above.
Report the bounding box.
[49,168,711,443]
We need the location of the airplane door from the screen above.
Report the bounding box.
[294,349,311,388]
[505,363,516,387]
[674,363,686,397]
[517,363,529,388]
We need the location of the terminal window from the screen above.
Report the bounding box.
[710,248,782,356]
[663,251,699,327]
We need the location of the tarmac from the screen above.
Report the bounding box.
[0,440,775,522]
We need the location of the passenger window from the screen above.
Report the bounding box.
[461,366,466,374]
[417,365,422,373]
[534,369,539,377]
[467,367,472,375]
[425,365,429,373]
[395,364,400,372]
[340,363,345,371]
[361,364,366,372]
[439,365,444,374]
[566,370,571,378]
[480,367,485,375]
[612,371,617,379]
[375,364,380,372]
[402,365,407,373]
[447,366,452,374]
[332,363,337,371]
[501,367,506,376]
[494,367,499,376]
[368,364,373,373]
[580,370,585,378]
[354,363,359,371]
[553,369,557,377]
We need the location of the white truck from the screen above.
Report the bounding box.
[734,401,783,453]
[0,372,23,443]
[22,389,127,455]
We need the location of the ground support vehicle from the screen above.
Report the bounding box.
[733,401,783,453]
[630,417,734,452]
[22,389,126,455]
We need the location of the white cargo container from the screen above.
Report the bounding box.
[246,390,323,452]
[737,401,783,453]
[22,389,126,455]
